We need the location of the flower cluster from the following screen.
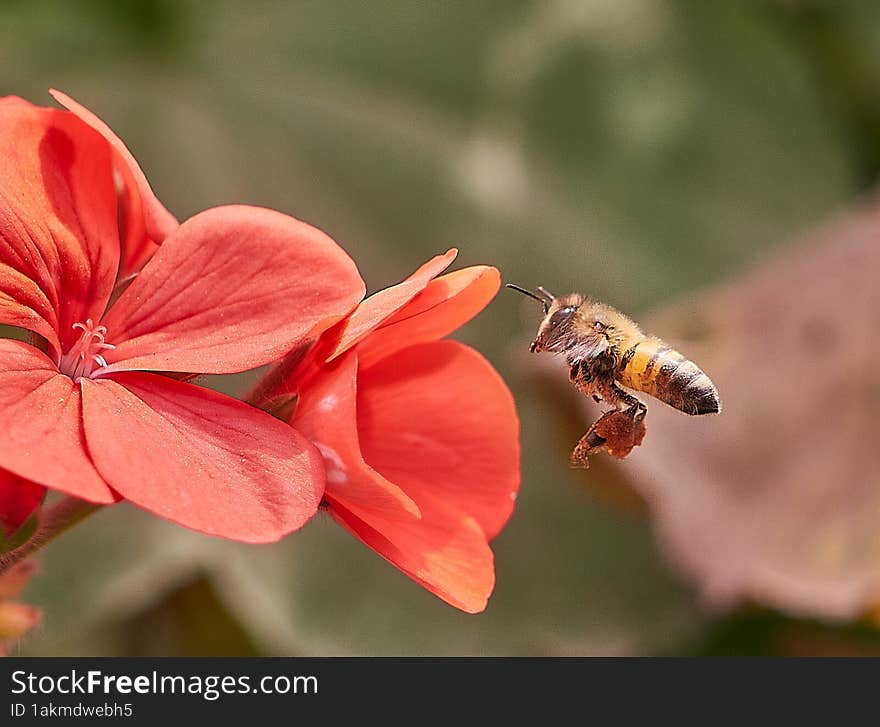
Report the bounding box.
[0,92,519,612]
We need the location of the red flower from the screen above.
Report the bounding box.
[0,90,173,536]
[0,93,365,542]
[266,250,520,612]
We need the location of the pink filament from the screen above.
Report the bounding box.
[57,319,116,382]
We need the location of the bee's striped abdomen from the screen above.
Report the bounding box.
[618,338,720,415]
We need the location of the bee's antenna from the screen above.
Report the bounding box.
[535,286,555,302]
[505,283,552,313]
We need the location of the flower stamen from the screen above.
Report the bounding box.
[58,319,116,382]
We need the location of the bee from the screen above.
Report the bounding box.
[508,284,720,461]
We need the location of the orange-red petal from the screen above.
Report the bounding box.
[323,248,458,361]
[81,372,325,542]
[292,350,421,525]
[114,157,159,281]
[0,96,119,358]
[0,340,115,503]
[357,340,519,539]
[49,90,178,250]
[329,498,495,613]
[356,265,500,367]
[100,205,365,375]
[0,470,45,538]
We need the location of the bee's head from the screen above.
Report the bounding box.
[506,284,583,354]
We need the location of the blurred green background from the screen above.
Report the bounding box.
[5,0,880,655]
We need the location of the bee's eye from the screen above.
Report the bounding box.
[593,321,607,332]
[550,307,574,326]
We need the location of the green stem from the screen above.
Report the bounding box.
[0,496,102,575]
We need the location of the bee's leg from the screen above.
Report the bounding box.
[572,385,648,466]
[611,383,647,423]
[570,428,604,468]
[569,360,604,404]
[569,359,590,384]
